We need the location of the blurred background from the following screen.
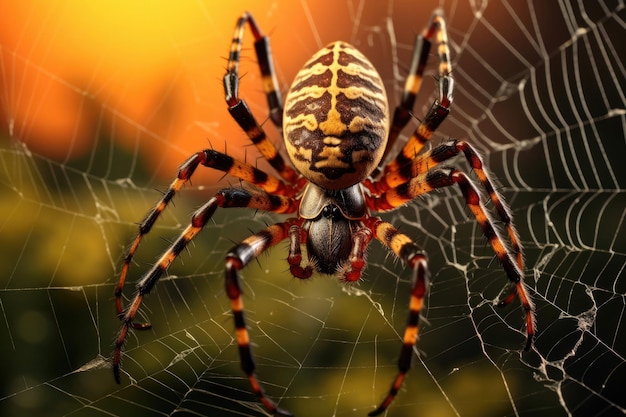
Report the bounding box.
[0,1,624,416]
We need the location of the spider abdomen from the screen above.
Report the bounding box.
[283,41,389,190]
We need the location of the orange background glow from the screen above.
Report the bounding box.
[1,1,406,183]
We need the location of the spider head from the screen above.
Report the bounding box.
[299,183,366,275]
[283,41,389,190]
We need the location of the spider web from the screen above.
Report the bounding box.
[1,1,625,416]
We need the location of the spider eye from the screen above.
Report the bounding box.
[321,204,342,219]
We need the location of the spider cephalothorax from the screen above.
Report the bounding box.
[113,10,535,416]
[299,183,367,276]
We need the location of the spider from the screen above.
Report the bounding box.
[113,10,535,416]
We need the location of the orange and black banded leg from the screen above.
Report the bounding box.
[371,138,524,306]
[363,217,429,416]
[375,9,454,181]
[369,139,523,270]
[113,188,297,384]
[450,140,522,270]
[225,220,301,416]
[374,11,435,174]
[367,167,535,350]
[114,152,203,328]
[223,12,301,185]
[114,149,299,325]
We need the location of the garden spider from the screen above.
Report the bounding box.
[113,10,535,416]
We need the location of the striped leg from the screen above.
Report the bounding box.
[224,12,301,185]
[363,217,429,416]
[114,150,298,326]
[225,220,301,416]
[375,9,440,174]
[112,188,297,384]
[367,166,535,348]
[374,9,453,179]
[368,139,523,270]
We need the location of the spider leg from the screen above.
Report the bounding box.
[224,12,301,185]
[225,220,301,417]
[288,224,314,279]
[367,166,535,348]
[374,9,453,178]
[369,139,523,270]
[114,150,299,327]
[112,188,297,384]
[226,12,282,127]
[342,227,375,282]
[362,217,428,416]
